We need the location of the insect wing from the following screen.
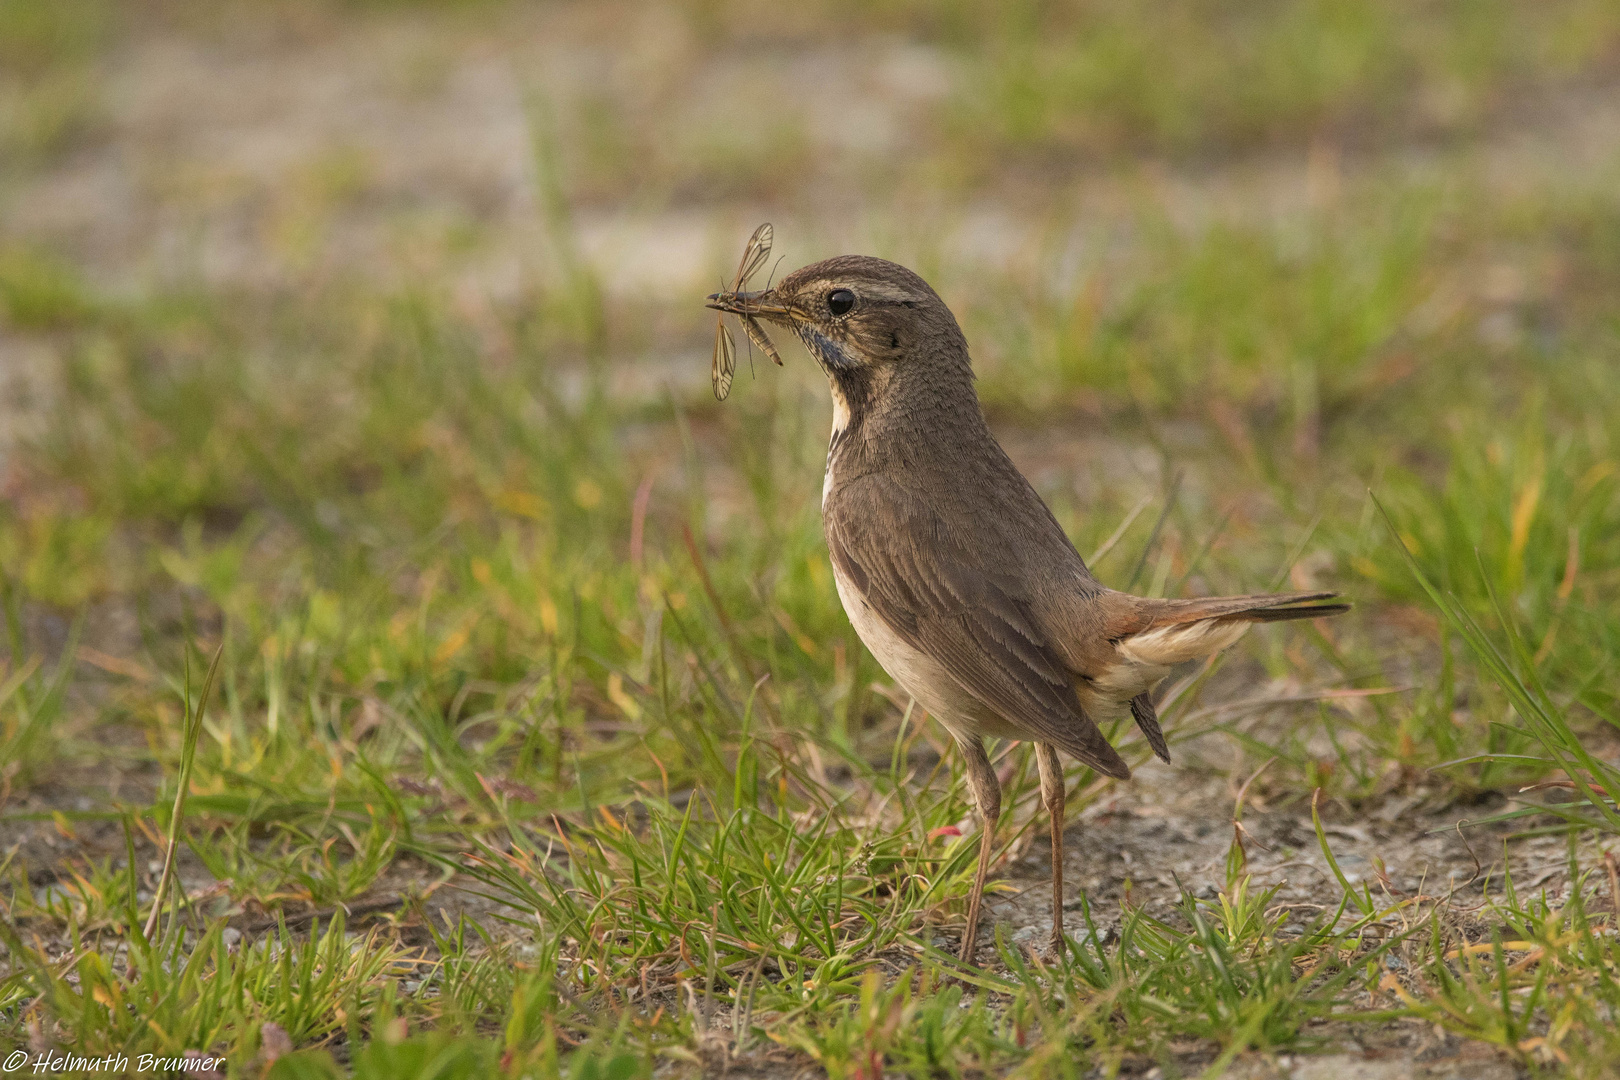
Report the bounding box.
[712,317,736,400]
[732,223,773,291]
[741,315,782,366]
[711,223,774,400]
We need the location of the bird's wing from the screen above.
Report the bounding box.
[826,475,1129,779]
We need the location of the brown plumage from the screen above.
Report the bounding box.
[707,253,1349,966]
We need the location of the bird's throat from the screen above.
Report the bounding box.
[828,382,852,448]
[800,326,856,375]
[823,375,859,512]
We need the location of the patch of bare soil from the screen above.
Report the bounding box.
[979,767,1543,1078]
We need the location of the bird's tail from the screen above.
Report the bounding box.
[1108,592,1349,761]
[1141,590,1350,624]
[1114,591,1347,668]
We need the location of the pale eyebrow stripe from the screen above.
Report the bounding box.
[855,283,915,303]
[803,280,915,304]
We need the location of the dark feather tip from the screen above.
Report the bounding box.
[1130,692,1171,764]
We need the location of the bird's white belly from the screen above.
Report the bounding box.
[830,558,1020,746]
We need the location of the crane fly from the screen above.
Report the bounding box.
[712,223,782,401]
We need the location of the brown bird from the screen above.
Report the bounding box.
[707,255,1348,965]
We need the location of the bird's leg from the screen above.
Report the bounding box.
[957,737,1001,966]
[1035,742,1066,960]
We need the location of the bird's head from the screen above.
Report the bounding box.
[706,255,970,384]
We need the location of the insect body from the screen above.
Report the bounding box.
[712,223,782,400]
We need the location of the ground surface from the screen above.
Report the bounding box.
[3,1,1620,1077]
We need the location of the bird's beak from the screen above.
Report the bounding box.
[705,289,796,324]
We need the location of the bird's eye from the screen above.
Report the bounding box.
[827,289,855,316]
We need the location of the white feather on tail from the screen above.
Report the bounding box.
[1117,619,1251,668]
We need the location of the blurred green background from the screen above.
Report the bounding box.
[3,0,1620,1073]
